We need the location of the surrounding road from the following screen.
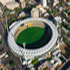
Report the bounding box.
[0,21,22,70]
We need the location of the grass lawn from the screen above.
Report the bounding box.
[67,55,70,59]
[32,59,38,65]
[16,27,44,45]
[63,37,68,42]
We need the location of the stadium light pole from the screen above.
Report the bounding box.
[20,43,27,65]
[23,43,27,64]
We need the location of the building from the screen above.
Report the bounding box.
[0,0,19,10]
[31,8,39,18]
[53,0,59,7]
[18,11,26,18]
[36,5,47,16]
[6,1,19,10]
[38,61,54,70]
[0,64,8,70]
[39,7,46,14]
[54,16,62,24]
[52,49,61,57]
[66,2,70,6]
[19,0,26,8]
[50,57,62,69]
[28,0,37,5]
[41,0,47,7]
[0,0,13,6]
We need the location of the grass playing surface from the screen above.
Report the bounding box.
[16,27,44,45]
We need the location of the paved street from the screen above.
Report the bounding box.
[0,21,22,70]
[0,22,6,55]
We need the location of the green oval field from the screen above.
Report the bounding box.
[16,27,44,45]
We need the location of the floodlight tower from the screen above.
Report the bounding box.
[20,42,28,65]
[23,43,26,60]
[20,43,27,64]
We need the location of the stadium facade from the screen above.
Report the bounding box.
[8,18,58,59]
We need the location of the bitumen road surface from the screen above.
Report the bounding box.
[0,21,22,70]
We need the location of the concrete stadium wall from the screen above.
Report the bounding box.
[8,18,58,59]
